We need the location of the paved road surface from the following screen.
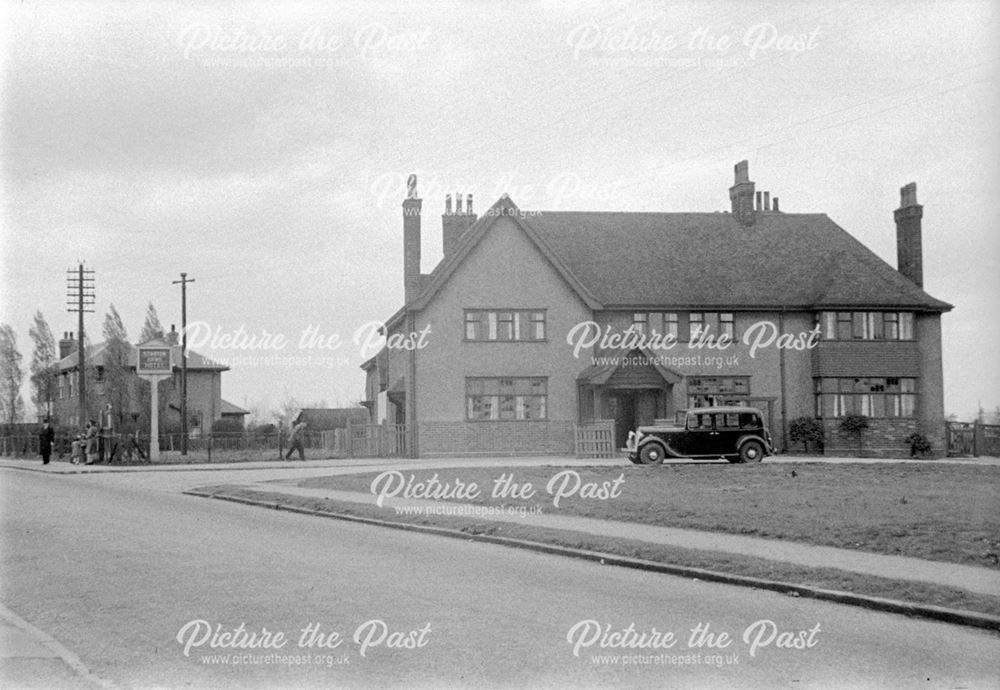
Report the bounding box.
[2,467,998,688]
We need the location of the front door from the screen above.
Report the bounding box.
[610,392,636,449]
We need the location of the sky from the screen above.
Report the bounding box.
[1,0,997,421]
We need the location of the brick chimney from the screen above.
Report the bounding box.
[59,332,75,360]
[729,160,756,225]
[894,182,923,287]
[442,192,477,258]
[165,324,179,346]
[403,173,422,304]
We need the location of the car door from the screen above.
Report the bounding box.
[683,412,717,456]
[713,412,742,456]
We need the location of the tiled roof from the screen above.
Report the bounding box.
[523,210,951,311]
[402,197,949,313]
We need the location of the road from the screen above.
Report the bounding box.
[2,465,998,688]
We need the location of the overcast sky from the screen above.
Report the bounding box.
[1,0,997,420]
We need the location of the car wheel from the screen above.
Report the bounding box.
[739,440,764,463]
[638,443,665,465]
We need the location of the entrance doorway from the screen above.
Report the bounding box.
[609,389,663,445]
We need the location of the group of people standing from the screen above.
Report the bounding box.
[36,419,100,465]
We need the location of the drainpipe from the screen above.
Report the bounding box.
[406,310,419,458]
[778,308,788,452]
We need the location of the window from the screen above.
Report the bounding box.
[465,310,546,342]
[632,312,648,334]
[814,377,917,418]
[465,312,480,340]
[58,375,65,400]
[719,313,734,339]
[687,376,750,409]
[664,313,679,339]
[819,312,915,341]
[689,312,734,340]
[689,313,705,339]
[466,377,548,420]
[632,312,678,339]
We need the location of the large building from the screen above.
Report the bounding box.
[362,162,951,458]
[51,326,246,432]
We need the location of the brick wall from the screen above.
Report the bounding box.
[418,420,575,457]
[821,417,936,458]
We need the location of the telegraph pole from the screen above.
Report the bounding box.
[66,264,95,425]
[172,272,194,455]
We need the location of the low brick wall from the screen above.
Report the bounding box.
[418,420,575,457]
[820,418,945,458]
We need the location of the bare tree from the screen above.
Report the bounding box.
[0,324,25,426]
[29,311,57,420]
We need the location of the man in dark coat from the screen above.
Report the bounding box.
[39,419,55,465]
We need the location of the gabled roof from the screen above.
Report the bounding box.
[398,198,949,314]
[380,195,950,342]
[57,341,229,371]
[409,195,603,312]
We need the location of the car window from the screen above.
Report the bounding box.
[739,413,760,428]
[719,413,740,428]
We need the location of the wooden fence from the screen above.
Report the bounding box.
[947,421,1000,457]
[574,420,617,459]
[324,421,407,458]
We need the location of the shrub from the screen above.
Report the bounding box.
[212,417,244,433]
[840,414,870,456]
[788,416,825,453]
[904,432,932,457]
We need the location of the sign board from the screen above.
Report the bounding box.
[137,347,172,374]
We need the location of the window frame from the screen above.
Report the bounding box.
[466,376,549,421]
[464,309,547,343]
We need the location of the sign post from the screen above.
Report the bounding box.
[136,338,174,462]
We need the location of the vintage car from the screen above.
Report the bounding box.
[625,406,773,464]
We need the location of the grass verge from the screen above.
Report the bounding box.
[193,483,1000,620]
[296,463,1000,569]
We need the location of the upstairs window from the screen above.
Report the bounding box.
[631,312,679,339]
[465,310,546,342]
[819,312,915,341]
[689,312,735,340]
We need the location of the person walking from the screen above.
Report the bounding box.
[84,420,98,465]
[38,419,55,465]
[285,416,307,461]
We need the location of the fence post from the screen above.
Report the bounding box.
[346,418,353,459]
[973,421,981,457]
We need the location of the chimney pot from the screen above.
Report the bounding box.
[773,197,780,212]
[734,160,749,183]
[466,193,473,215]
[900,182,918,208]
[763,191,770,211]
[729,160,756,225]
[455,193,463,214]
[445,194,452,214]
[755,191,762,210]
